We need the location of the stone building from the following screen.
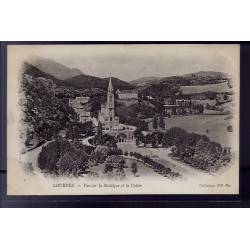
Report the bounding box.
[116,89,138,100]
[69,96,92,123]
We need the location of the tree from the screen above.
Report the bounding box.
[95,122,103,145]
[38,138,89,176]
[152,115,158,130]
[127,117,149,131]
[131,162,138,175]
[162,127,187,147]
[145,134,153,146]
[97,122,103,137]
[134,129,145,146]
[159,115,165,130]
[227,125,233,132]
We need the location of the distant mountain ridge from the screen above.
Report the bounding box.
[23,62,63,85]
[28,56,84,80]
[130,71,229,87]
[64,74,134,91]
[23,62,134,91]
[23,60,229,96]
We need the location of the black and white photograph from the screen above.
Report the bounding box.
[7,44,239,195]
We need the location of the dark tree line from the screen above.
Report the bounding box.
[129,152,180,179]
[134,127,231,172]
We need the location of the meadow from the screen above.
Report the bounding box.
[180,81,230,94]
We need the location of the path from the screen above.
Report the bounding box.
[117,142,210,179]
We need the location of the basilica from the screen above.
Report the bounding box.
[69,78,136,143]
[98,78,120,130]
[98,78,136,142]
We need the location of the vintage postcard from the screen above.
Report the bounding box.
[7,44,239,195]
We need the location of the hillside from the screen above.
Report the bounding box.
[23,62,107,99]
[23,62,64,85]
[182,71,228,79]
[131,71,229,88]
[20,70,77,147]
[64,74,134,91]
[28,56,84,80]
[130,76,162,87]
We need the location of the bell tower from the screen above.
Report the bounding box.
[107,78,115,122]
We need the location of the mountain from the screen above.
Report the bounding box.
[23,62,133,92]
[131,71,229,88]
[64,74,134,91]
[23,62,63,85]
[28,56,84,80]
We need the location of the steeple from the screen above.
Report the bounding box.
[107,77,114,120]
[108,77,113,93]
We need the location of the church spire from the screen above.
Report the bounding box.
[108,77,113,93]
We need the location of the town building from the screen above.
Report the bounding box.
[69,96,92,123]
[164,104,178,116]
[116,89,138,100]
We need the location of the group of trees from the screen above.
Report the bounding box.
[116,102,154,131]
[65,121,94,140]
[168,129,231,172]
[134,130,164,148]
[38,138,94,177]
[21,72,97,147]
[88,128,123,164]
[134,127,232,172]
[152,115,165,130]
[22,73,78,146]
[129,152,180,179]
[141,82,180,98]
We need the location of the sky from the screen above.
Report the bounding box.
[18,44,240,81]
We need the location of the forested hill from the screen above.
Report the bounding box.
[21,62,104,148]
[23,62,64,85]
[63,74,134,91]
[131,71,229,87]
[24,62,134,91]
[21,68,77,147]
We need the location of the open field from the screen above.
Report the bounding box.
[180,81,230,94]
